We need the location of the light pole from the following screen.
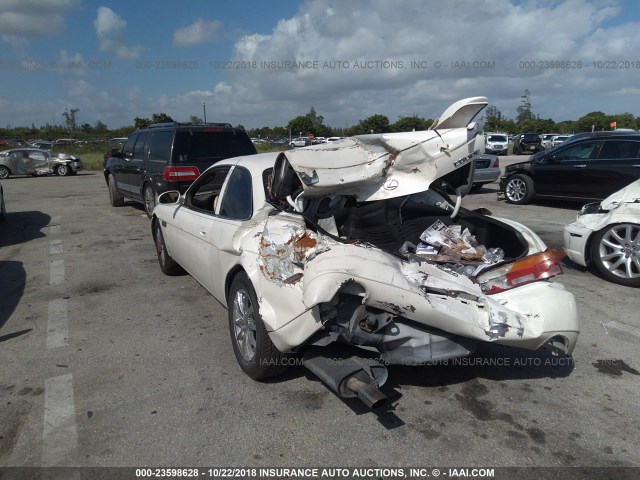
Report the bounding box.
[203,102,207,123]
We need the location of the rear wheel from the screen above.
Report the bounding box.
[143,184,156,219]
[590,223,640,287]
[504,174,534,204]
[108,174,124,207]
[228,272,288,380]
[0,166,10,179]
[153,219,184,275]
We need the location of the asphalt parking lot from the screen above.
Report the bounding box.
[1,161,639,472]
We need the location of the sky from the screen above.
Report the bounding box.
[1,0,639,130]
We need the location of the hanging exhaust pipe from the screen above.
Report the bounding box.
[302,348,388,409]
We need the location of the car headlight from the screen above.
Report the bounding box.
[577,202,606,218]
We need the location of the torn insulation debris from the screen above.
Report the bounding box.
[258,225,331,286]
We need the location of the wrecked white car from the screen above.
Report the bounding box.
[564,179,640,287]
[151,97,579,409]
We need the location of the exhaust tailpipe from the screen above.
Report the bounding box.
[346,376,388,409]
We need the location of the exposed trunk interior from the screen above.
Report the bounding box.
[332,194,529,263]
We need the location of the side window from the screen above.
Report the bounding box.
[219,167,253,220]
[122,134,137,158]
[148,131,173,164]
[29,151,46,162]
[133,132,149,160]
[597,141,640,160]
[186,166,231,213]
[553,141,600,162]
[9,151,23,160]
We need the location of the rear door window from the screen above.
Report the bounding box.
[219,167,253,220]
[147,131,173,165]
[597,141,640,160]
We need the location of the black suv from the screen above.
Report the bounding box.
[513,133,543,155]
[500,131,640,204]
[104,123,257,217]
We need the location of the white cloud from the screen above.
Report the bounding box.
[94,6,142,59]
[0,0,77,41]
[215,0,640,127]
[174,18,222,47]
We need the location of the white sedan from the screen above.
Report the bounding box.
[151,97,579,408]
[564,179,640,287]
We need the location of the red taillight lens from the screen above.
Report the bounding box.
[162,166,200,182]
[478,249,565,295]
[495,158,499,167]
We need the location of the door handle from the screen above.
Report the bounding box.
[633,164,640,168]
[573,164,587,168]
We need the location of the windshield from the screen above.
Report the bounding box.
[487,135,507,142]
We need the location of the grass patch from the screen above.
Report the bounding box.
[80,152,104,171]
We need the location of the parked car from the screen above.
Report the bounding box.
[499,132,640,204]
[540,133,560,150]
[471,153,500,191]
[290,137,310,147]
[0,148,82,178]
[564,179,640,287]
[0,181,6,222]
[484,133,509,155]
[150,97,578,409]
[105,122,257,218]
[326,137,342,143]
[551,135,571,148]
[513,133,543,154]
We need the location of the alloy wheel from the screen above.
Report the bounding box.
[506,178,526,202]
[598,223,640,280]
[232,289,257,361]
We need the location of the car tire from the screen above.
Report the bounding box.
[227,272,288,380]
[108,174,125,207]
[504,174,534,204]
[152,219,184,276]
[143,183,156,219]
[55,164,69,176]
[590,223,640,287]
[0,166,10,179]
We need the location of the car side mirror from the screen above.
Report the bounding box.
[110,149,122,158]
[158,190,182,204]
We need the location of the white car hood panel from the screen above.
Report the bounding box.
[279,97,487,201]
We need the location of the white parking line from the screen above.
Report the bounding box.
[47,299,68,348]
[605,321,640,339]
[50,239,63,255]
[43,374,78,466]
[50,259,65,285]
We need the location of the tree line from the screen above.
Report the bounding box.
[1,90,638,142]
